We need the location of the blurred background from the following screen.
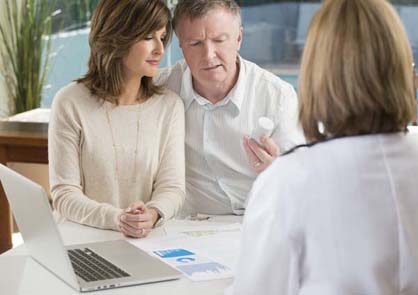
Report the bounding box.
[2,0,416,114]
[49,0,418,106]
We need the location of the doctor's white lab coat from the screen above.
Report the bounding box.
[231,133,418,295]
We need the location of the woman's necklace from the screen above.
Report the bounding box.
[105,103,141,183]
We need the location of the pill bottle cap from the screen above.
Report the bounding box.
[258,117,274,133]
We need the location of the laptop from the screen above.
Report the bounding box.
[0,164,182,292]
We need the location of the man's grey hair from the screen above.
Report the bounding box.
[172,0,241,31]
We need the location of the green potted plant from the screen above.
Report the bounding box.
[0,0,55,115]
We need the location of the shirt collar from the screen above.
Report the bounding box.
[180,56,247,115]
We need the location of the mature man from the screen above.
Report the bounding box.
[156,0,304,216]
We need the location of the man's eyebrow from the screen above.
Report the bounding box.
[186,33,230,42]
[213,33,229,39]
[185,35,204,42]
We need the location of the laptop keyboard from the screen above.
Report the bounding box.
[68,248,131,282]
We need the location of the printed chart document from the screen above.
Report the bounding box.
[128,220,242,281]
[153,248,232,281]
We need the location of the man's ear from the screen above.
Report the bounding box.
[237,26,243,51]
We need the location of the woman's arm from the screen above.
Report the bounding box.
[48,87,123,230]
[146,95,186,224]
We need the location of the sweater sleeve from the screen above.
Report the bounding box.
[48,87,122,231]
[146,95,186,223]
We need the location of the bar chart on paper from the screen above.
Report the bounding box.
[177,262,231,277]
[153,248,233,281]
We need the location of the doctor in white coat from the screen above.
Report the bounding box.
[230,0,418,294]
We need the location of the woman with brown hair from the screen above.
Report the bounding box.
[49,0,185,238]
[231,0,418,294]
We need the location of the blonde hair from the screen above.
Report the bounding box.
[299,0,416,142]
[77,0,172,104]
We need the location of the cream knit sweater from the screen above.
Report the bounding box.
[49,82,185,230]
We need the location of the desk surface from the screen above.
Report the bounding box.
[0,121,48,145]
[0,216,241,295]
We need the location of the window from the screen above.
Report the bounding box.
[239,1,321,90]
[43,0,418,107]
[52,0,99,32]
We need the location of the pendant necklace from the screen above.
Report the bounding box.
[105,103,141,184]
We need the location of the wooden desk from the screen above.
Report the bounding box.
[0,121,48,254]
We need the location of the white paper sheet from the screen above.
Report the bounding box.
[152,248,233,281]
[128,222,242,281]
